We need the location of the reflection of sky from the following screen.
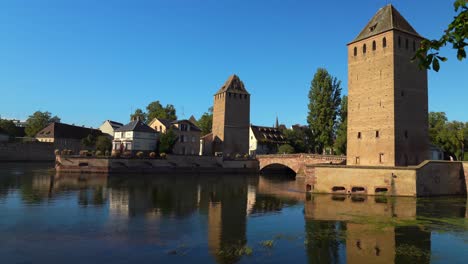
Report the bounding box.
[430,233,468,263]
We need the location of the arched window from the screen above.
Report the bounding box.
[398,36,401,48]
[372,41,376,51]
[405,38,409,49]
[354,47,357,56]
[363,44,367,54]
[383,37,387,48]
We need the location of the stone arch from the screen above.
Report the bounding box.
[259,163,298,175]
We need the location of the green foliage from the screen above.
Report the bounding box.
[95,135,112,152]
[24,111,60,137]
[0,119,17,137]
[334,95,348,155]
[429,112,468,160]
[130,108,147,123]
[414,1,467,71]
[81,134,97,148]
[282,128,312,153]
[278,144,295,154]
[146,101,177,122]
[159,129,178,154]
[307,68,342,153]
[197,107,213,136]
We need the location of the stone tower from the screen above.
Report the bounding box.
[212,75,250,156]
[346,5,429,166]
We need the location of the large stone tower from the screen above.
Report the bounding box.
[346,5,429,166]
[212,75,250,156]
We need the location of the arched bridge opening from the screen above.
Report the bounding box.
[259,163,297,177]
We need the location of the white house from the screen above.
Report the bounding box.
[112,120,158,154]
[99,120,123,138]
[249,125,287,155]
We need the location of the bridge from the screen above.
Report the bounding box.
[257,154,346,176]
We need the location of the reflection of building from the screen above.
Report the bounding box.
[249,125,287,155]
[112,119,158,154]
[202,75,250,157]
[347,5,429,166]
[148,118,202,155]
[109,189,129,217]
[0,128,9,142]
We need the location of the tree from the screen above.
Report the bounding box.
[334,95,348,155]
[429,112,448,147]
[283,128,312,153]
[307,68,342,154]
[81,134,97,148]
[414,1,467,71]
[95,136,112,152]
[146,101,177,122]
[197,107,213,136]
[278,144,295,154]
[0,119,17,137]
[25,111,60,137]
[158,129,178,154]
[130,108,147,123]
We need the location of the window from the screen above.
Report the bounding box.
[376,130,380,138]
[159,125,162,131]
[357,132,361,139]
[180,135,185,142]
[405,38,409,49]
[180,124,188,131]
[413,40,416,51]
[354,47,357,56]
[355,157,360,165]
[191,136,195,143]
[363,44,367,54]
[398,36,401,48]
[401,90,405,96]
[383,37,387,48]
[404,130,408,139]
[379,153,384,163]
[372,40,376,51]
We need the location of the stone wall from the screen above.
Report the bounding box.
[0,142,55,161]
[308,161,467,197]
[257,154,346,176]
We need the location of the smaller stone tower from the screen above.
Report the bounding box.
[212,75,250,156]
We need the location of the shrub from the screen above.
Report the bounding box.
[160,153,167,159]
[243,153,250,159]
[235,153,242,159]
[149,152,156,158]
[104,150,110,156]
[111,152,120,158]
[79,150,88,156]
[67,150,73,155]
[123,151,132,157]
[278,144,295,154]
[136,151,144,158]
[54,149,60,155]
[95,150,103,156]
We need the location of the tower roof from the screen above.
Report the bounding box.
[350,4,422,44]
[215,74,250,95]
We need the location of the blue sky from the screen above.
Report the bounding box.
[0,0,466,128]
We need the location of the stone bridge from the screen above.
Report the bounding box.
[257,154,346,176]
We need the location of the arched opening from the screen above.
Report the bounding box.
[260,163,296,177]
[372,40,376,51]
[353,47,357,56]
[383,37,387,48]
[363,44,367,54]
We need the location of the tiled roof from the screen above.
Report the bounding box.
[149,118,172,129]
[251,125,287,144]
[215,74,250,95]
[107,120,123,129]
[36,122,101,139]
[115,120,156,133]
[350,4,422,44]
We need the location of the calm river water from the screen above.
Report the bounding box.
[0,163,467,263]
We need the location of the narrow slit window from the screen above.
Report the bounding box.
[363,44,367,54]
[354,47,357,56]
[383,37,387,48]
[376,130,380,138]
[372,40,376,51]
[405,38,409,49]
[357,132,361,139]
[398,36,401,48]
[379,153,384,163]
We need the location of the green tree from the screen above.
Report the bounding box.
[158,129,178,154]
[95,136,112,152]
[0,119,17,137]
[25,111,60,137]
[333,95,348,155]
[278,144,295,154]
[81,134,97,148]
[307,68,342,154]
[283,128,312,153]
[197,107,213,136]
[429,112,448,147]
[146,101,177,122]
[130,108,147,123]
[414,0,467,71]
[445,121,467,160]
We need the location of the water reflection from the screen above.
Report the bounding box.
[0,163,467,264]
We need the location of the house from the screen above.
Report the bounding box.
[112,119,158,154]
[99,120,123,137]
[148,118,201,155]
[35,122,102,152]
[0,127,9,142]
[249,125,287,155]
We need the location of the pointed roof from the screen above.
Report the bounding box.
[115,120,156,133]
[215,74,250,95]
[350,4,422,44]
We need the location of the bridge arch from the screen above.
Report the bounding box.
[259,163,298,176]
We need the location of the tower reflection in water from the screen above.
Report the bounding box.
[22,172,468,264]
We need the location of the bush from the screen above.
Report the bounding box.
[235,153,242,159]
[149,152,156,158]
[54,149,60,155]
[79,150,88,156]
[111,151,120,158]
[67,150,73,155]
[243,153,250,159]
[278,144,295,154]
[123,151,132,157]
[160,152,167,159]
[95,150,103,156]
[105,150,110,156]
[136,151,144,158]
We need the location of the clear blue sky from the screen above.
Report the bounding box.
[0,0,466,128]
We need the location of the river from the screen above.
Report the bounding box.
[0,162,467,263]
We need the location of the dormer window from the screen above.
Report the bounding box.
[369,23,377,32]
